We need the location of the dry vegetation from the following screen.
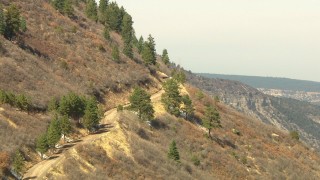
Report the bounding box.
[46,85,320,179]
[0,0,162,162]
[1,0,320,179]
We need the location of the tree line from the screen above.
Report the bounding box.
[51,0,172,66]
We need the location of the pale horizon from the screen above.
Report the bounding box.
[101,0,320,82]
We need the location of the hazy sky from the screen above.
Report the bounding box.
[104,0,320,82]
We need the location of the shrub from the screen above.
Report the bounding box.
[290,131,299,141]
[117,105,124,112]
[0,152,9,176]
[191,155,200,166]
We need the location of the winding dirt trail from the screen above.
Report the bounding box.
[23,90,164,180]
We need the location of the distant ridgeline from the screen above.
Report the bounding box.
[199,73,320,92]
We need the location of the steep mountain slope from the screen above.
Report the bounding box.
[187,72,320,151]
[0,0,156,108]
[0,0,161,155]
[1,0,320,179]
[26,84,320,179]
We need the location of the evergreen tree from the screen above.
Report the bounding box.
[168,140,180,162]
[129,87,154,121]
[52,0,65,12]
[103,25,110,40]
[0,6,5,35]
[48,97,59,112]
[98,0,108,24]
[111,45,120,62]
[4,4,21,39]
[15,94,31,112]
[20,17,27,32]
[36,133,49,158]
[123,43,133,59]
[181,95,194,120]
[105,2,121,31]
[47,116,62,147]
[172,70,186,84]
[59,92,86,120]
[83,97,100,132]
[142,35,156,65]
[12,150,24,175]
[203,105,221,137]
[121,13,133,58]
[161,79,181,116]
[85,0,98,22]
[60,115,72,139]
[162,49,170,65]
[137,36,144,54]
[63,0,74,17]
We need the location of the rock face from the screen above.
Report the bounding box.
[187,72,320,151]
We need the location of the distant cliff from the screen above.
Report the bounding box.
[188,72,320,151]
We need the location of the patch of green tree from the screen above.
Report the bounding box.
[0,89,32,112]
[0,4,27,39]
[162,49,170,65]
[202,105,221,138]
[85,0,98,21]
[168,140,180,162]
[142,35,157,65]
[129,87,154,121]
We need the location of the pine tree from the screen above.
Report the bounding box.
[59,93,86,120]
[12,150,24,175]
[60,115,71,140]
[47,116,62,147]
[137,36,144,54]
[36,133,49,158]
[98,0,108,24]
[172,70,186,84]
[0,6,5,35]
[63,0,74,17]
[129,87,154,121]
[48,97,59,112]
[168,140,180,162]
[4,4,21,39]
[161,79,181,116]
[121,13,133,58]
[85,0,98,22]
[142,35,156,65]
[105,2,121,31]
[103,25,110,40]
[162,49,170,65]
[52,0,65,12]
[83,97,100,132]
[15,94,31,112]
[181,95,194,120]
[111,45,120,62]
[203,105,221,137]
[20,17,27,32]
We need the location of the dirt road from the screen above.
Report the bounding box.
[23,90,164,179]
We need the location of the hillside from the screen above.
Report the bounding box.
[1,0,320,179]
[199,73,320,92]
[188,72,320,151]
[24,85,320,179]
